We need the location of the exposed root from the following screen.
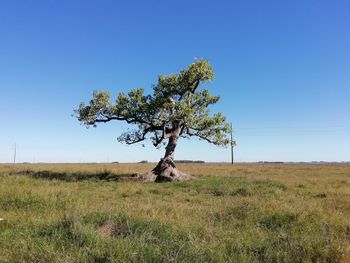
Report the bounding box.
[132,157,195,182]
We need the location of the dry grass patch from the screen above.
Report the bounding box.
[0,163,349,262]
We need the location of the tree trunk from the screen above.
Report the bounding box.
[138,127,194,182]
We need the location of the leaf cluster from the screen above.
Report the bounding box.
[75,60,232,147]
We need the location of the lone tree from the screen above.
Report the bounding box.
[75,60,232,182]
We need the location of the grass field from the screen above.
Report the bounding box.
[0,163,349,262]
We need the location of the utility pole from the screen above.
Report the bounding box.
[230,123,234,164]
[13,143,17,164]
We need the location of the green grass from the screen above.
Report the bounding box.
[0,163,349,262]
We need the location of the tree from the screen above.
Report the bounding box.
[75,60,232,182]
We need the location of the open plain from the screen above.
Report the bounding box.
[0,163,349,262]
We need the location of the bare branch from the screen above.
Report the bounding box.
[153,129,165,147]
[119,127,151,145]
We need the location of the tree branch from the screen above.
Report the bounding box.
[123,127,150,145]
[186,130,216,144]
[153,129,165,147]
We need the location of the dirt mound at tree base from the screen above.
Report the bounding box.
[130,171,195,182]
[131,157,196,182]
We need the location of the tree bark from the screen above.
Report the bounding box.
[138,126,194,182]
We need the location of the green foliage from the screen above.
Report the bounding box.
[75,60,232,148]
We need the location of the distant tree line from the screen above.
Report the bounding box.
[175,160,205,163]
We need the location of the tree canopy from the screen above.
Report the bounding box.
[75,59,231,149]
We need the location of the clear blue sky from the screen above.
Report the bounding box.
[1,0,349,163]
